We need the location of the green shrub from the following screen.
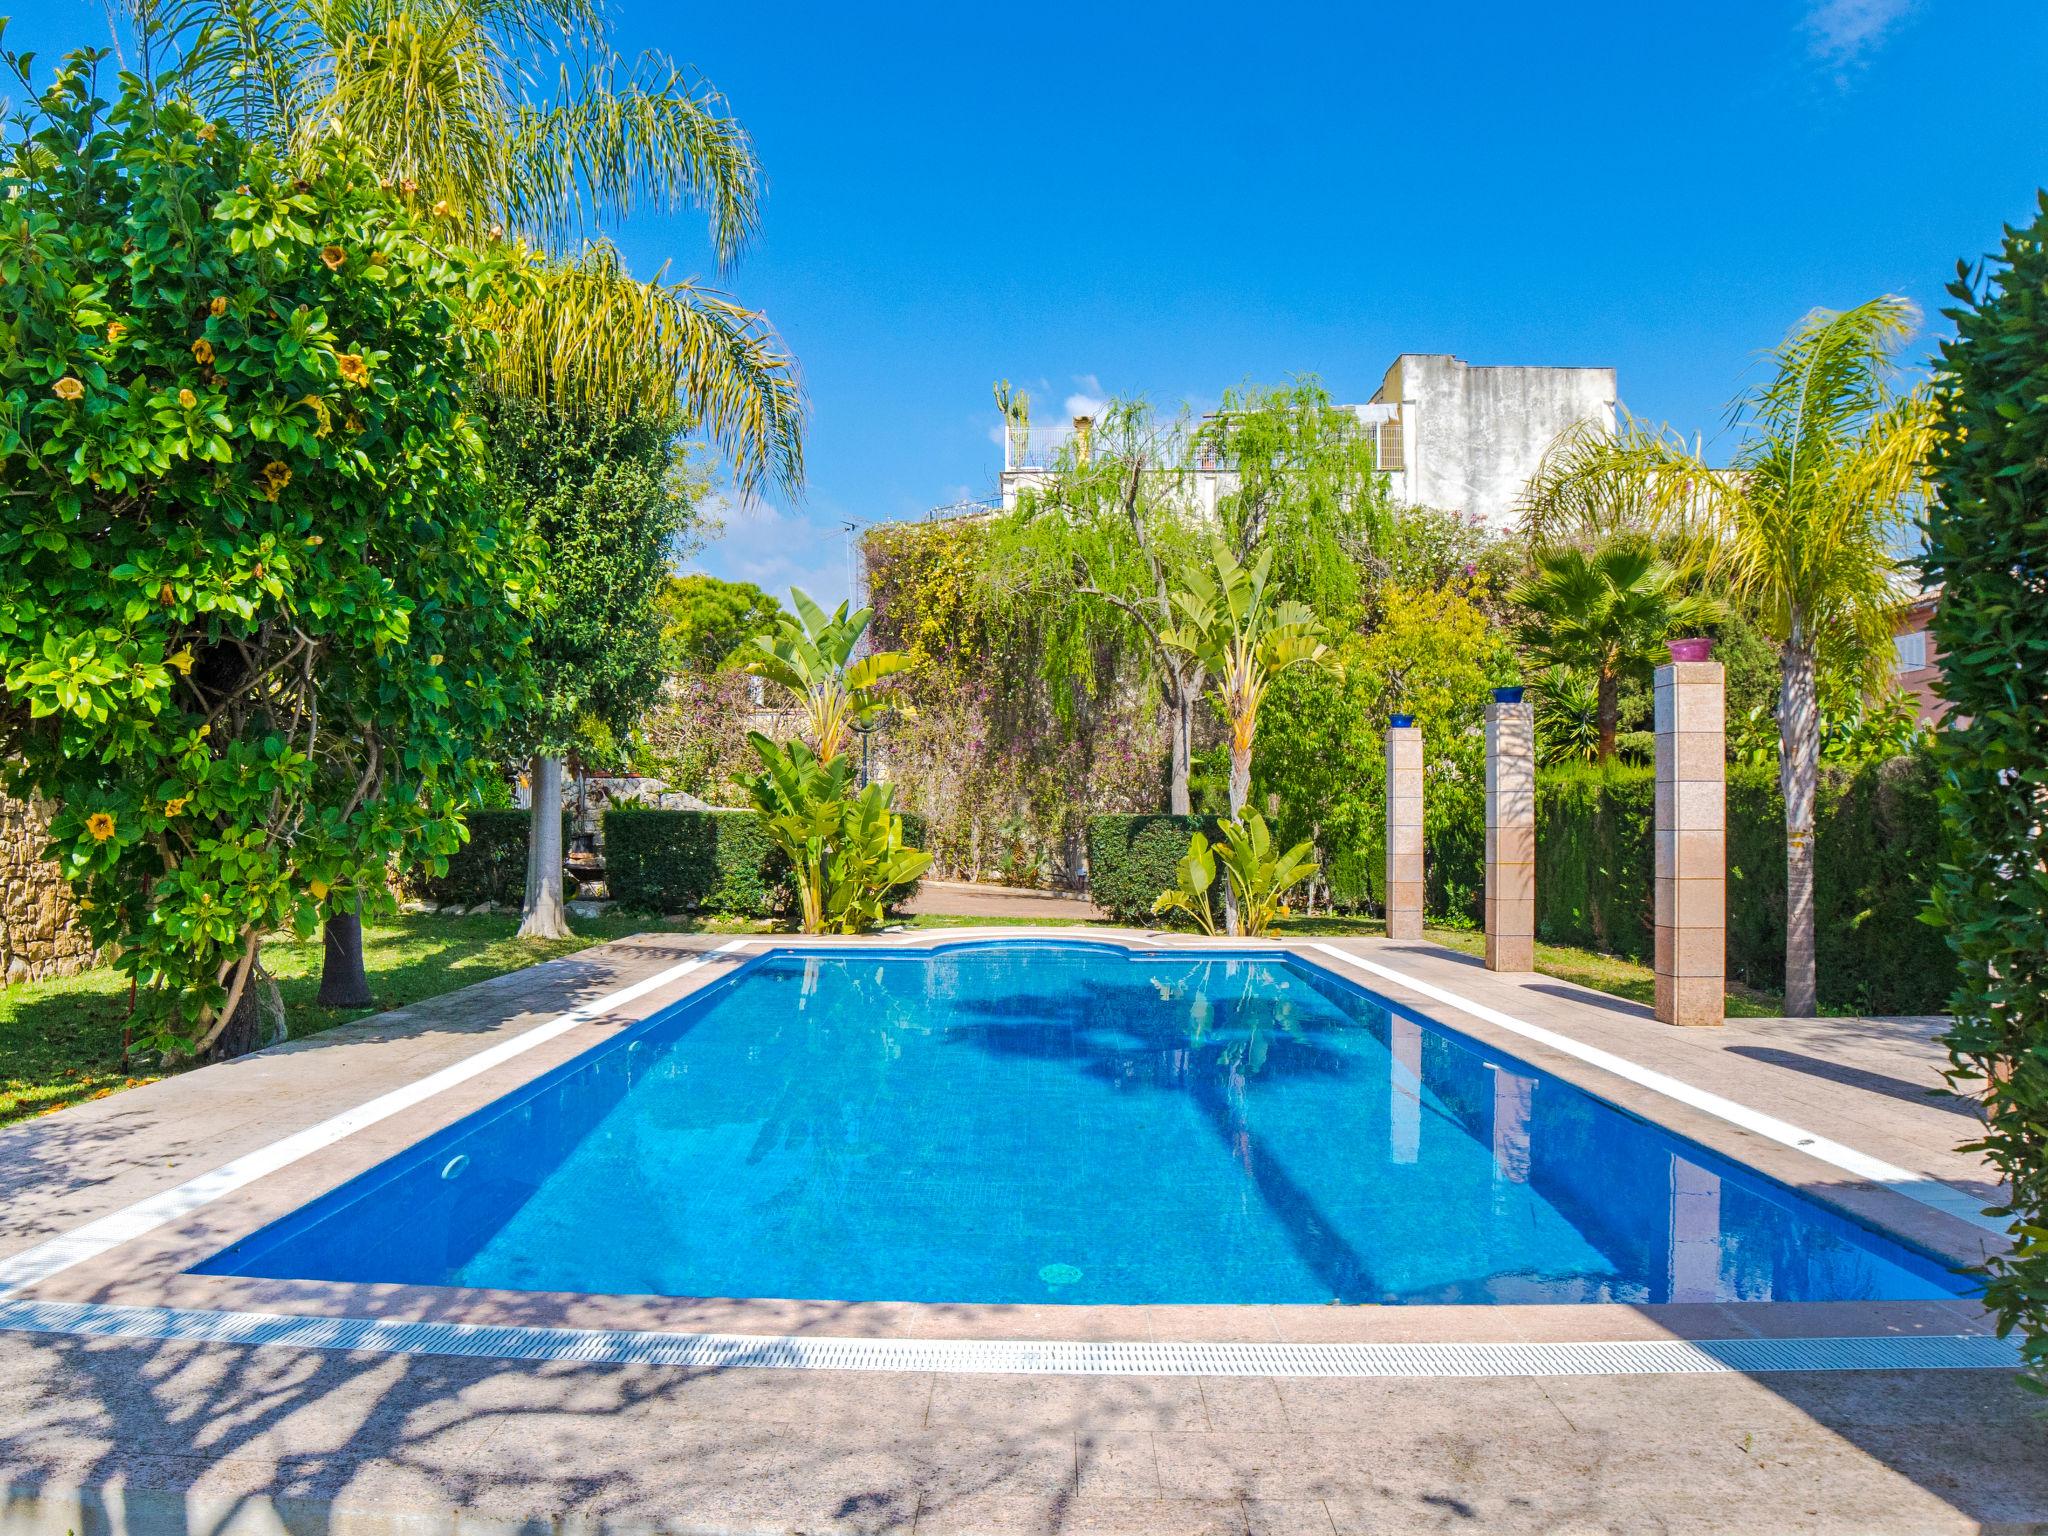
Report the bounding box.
[406,810,569,909]
[1086,815,1222,924]
[1925,193,2048,1381]
[604,808,926,916]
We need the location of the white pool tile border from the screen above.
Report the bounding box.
[0,938,761,1299]
[0,1297,2018,1378]
[1307,943,2005,1237]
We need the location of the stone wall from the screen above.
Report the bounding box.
[1,792,97,986]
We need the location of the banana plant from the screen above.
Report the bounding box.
[735,589,911,764]
[1211,814,1317,939]
[745,732,928,934]
[1152,830,1222,936]
[1158,538,1332,934]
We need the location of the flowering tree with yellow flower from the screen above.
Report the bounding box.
[0,46,538,1057]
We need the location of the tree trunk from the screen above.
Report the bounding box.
[1778,624,1819,1017]
[202,948,285,1062]
[1221,738,1251,937]
[518,755,573,940]
[1596,666,1619,762]
[317,910,374,1009]
[1167,676,1195,815]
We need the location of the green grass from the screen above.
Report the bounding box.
[0,910,771,1128]
[1,903,1809,1129]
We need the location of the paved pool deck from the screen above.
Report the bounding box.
[0,928,2041,1535]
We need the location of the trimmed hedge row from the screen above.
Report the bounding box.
[1086,751,1948,1014]
[1531,756,1949,1011]
[1085,815,1223,924]
[603,807,928,916]
[406,808,570,908]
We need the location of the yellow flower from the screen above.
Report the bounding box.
[197,122,217,143]
[209,296,228,319]
[191,338,214,365]
[177,388,197,409]
[256,461,293,502]
[53,376,84,401]
[321,245,346,271]
[367,251,387,268]
[166,646,194,675]
[336,353,370,387]
[106,320,128,344]
[87,812,116,842]
[342,411,363,434]
[304,534,325,547]
[299,394,333,437]
[400,178,418,198]
[163,797,189,818]
[309,879,330,901]
[431,198,450,217]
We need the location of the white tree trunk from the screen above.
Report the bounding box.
[519,755,573,941]
[1222,741,1250,937]
[1168,678,1195,815]
[1778,626,1818,1017]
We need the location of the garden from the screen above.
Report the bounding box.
[0,0,2044,1406]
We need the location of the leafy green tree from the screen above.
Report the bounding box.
[1924,195,2048,1386]
[115,0,808,954]
[486,395,703,938]
[735,591,911,766]
[1509,541,1724,761]
[658,573,783,673]
[0,53,535,1055]
[1521,298,1931,1015]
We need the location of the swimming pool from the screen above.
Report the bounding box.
[194,941,1967,1307]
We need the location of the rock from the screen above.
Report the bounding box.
[398,900,436,915]
[567,900,614,919]
[5,958,27,986]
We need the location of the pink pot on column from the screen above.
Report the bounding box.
[1667,638,1713,663]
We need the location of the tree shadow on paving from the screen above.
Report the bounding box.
[0,933,737,1252]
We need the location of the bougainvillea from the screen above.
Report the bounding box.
[0,51,536,1055]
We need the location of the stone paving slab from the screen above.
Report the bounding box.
[0,928,2038,1534]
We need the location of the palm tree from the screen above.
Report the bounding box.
[735,591,912,766]
[1509,542,1724,762]
[1158,539,1332,934]
[1520,297,1931,1015]
[122,0,806,947]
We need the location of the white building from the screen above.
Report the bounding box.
[997,353,1615,534]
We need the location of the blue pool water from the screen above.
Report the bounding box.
[195,942,1967,1306]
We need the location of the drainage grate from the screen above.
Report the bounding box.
[0,1299,2020,1378]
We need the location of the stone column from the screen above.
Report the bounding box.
[1484,688,1536,972]
[1654,646,1726,1027]
[1384,717,1424,941]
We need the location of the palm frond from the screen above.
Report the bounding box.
[486,242,803,496]
[508,51,758,262]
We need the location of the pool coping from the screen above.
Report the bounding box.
[0,928,2012,1371]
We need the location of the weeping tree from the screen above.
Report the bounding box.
[1520,298,1931,1016]
[112,0,806,954]
[981,382,1386,814]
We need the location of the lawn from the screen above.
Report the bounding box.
[2,906,1805,1129]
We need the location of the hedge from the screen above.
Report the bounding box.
[1531,755,1949,1013]
[1085,815,1223,924]
[405,808,570,908]
[1087,751,1949,1013]
[603,808,927,917]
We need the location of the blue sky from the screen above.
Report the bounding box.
[10,1,2047,604]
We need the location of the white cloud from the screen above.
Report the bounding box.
[1804,0,1916,64]
[683,498,856,608]
[1064,390,1106,422]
